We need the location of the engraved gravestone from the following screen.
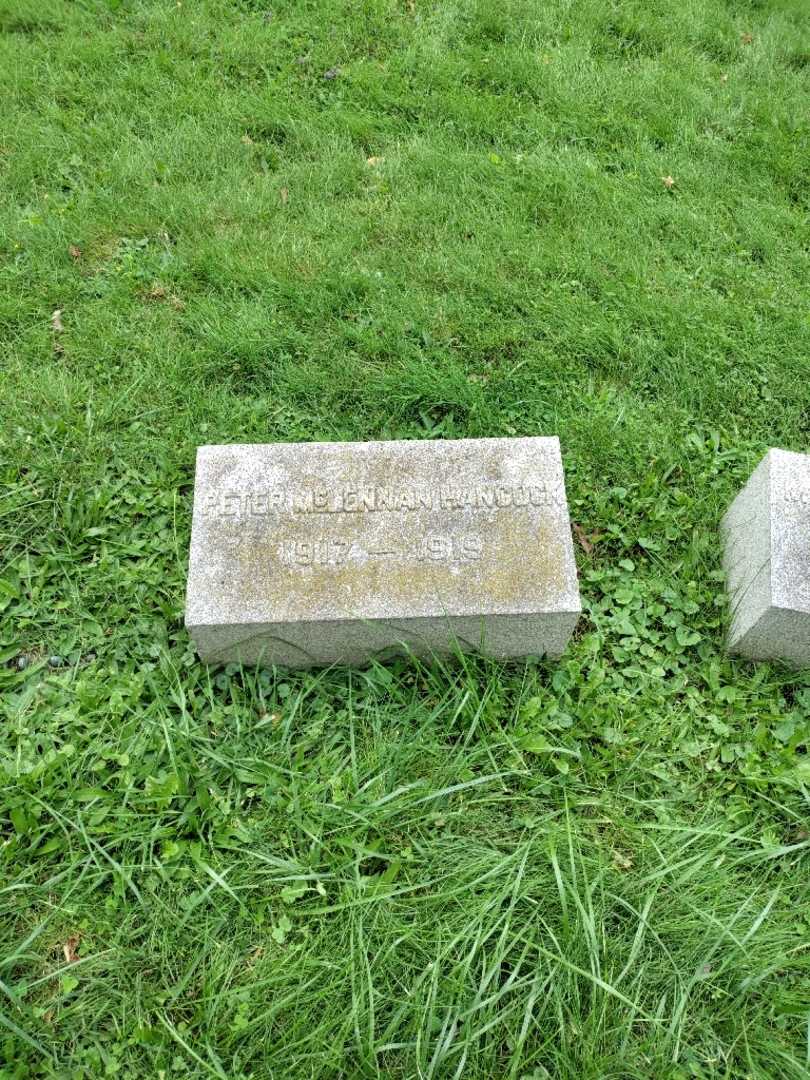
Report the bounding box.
[185,437,581,668]
[721,448,810,665]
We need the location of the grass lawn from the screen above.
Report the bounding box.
[2,0,810,1075]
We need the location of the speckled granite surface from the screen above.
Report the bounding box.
[721,448,810,666]
[185,437,581,667]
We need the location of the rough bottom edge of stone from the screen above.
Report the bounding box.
[728,605,810,668]
[187,611,581,669]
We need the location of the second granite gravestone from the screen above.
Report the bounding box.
[721,447,810,666]
[185,436,581,667]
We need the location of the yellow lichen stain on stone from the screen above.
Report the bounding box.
[219,499,569,622]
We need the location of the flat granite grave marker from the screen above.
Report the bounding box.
[185,436,581,668]
[721,448,810,666]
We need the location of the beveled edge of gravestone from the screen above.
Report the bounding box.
[720,448,774,651]
[185,436,583,631]
[189,608,581,669]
